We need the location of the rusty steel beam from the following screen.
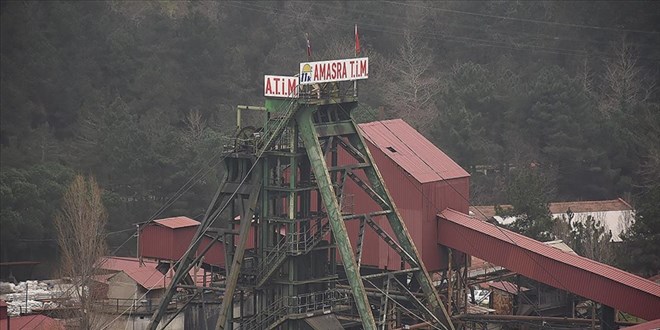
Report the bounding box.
[347,133,455,330]
[297,106,377,330]
[215,179,262,330]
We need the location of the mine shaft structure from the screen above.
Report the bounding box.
[147,59,453,330]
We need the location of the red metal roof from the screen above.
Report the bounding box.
[547,198,633,213]
[358,119,469,183]
[622,319,660,330]
[438,208,660,321]
[471,198,633,221]
[153,216,200,229]
[100,256,208,289]
[489,281,530,294]
[100,256,169,289]
[114,267,170,290]
[99,256,157,272]
[0,314,64,330]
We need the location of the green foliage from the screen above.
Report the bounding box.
[553,213,614,264]
[496,168,554,241]
[434,62,510,169]
[619,186,660,277]
[0,163,74,261]
[1,1,659,265]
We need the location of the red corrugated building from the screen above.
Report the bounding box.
[139,216,255,267]
[438,208,660,321]
[138,119,469,272]
[0,300,7,321]
[0,314,64,330]
[139,217,204,263]
[339,119,470,271]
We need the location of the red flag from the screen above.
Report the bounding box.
[355,24,361,55]
[306,33,312,58]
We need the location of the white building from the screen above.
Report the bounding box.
[470,198,634,242]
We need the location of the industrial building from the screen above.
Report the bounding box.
[117,60,659,330]
[132,115,660,328]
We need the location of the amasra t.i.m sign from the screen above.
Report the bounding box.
[299,57,368,85]
[264,75,299,98]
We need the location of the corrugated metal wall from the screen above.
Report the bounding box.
[339,139,469,271]
[139,223,177,261]
[139,222,257,268]
[438,210,660,321]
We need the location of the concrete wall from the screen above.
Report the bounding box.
[99,312,184,330]
[107,272,139,301]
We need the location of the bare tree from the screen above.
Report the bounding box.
[599,36,654,115]
[382,30,441,133]
[54,175,107,329]
[181,108,206,146]
[552,212,615,265]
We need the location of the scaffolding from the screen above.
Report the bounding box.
[146,77,454,330]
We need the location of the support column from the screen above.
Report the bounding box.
[348,133,454,330]
[216,171,262,330]
[297,108,377,330]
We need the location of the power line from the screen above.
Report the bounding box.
[19,135,249,330]
[309,1,659,49]
[357,113,617,328]
[100,92,300,330]
[332,101,614,325]
[223,2,660,62]
[382,0,660,35]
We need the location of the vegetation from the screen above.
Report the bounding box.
[619,186,660,277]
[54,175,107,329]
[1,1,658,276]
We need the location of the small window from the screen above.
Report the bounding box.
[386,146,397,153]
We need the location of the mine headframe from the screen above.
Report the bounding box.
[147,58,454,330]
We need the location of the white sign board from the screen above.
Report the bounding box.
[299,57,368,85]
[264,75,299,98]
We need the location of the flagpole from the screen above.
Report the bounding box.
[354,24,358,97]
[306,32,311,61]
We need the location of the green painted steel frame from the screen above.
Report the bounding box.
[346,132,454,329]
[149,94,454,330]
[297,106,378,330]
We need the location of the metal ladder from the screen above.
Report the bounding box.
[256,100,299,155]
[255,218,332,287]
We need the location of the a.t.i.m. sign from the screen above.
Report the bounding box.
[299,57,368,85]
[264,75,299,98]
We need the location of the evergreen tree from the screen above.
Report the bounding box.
[496,166,555,241]
[619,186,660,277]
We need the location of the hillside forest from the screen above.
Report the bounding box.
[1,1,659,277]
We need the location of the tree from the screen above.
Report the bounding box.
[0,163,74,263]
[599,37,653,117]
[496,166,555,241]
[434,62,500,171]
[552,212,615,264]
[381,31,441,133]
[54,175,107,329]
[619,186,660,277]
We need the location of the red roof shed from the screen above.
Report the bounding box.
[438,208,660,321]
[139,216,256,268]
[339,119,470,271]
[139,217,202,263]
[0,314,64,330]
[0,300,7,320]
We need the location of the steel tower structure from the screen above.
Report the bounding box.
[147,79,453,330]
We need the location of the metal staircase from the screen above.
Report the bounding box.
[240,289,351,330]
[256,100,299,154]
[255,218,332,287]
[149,76,455,330]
